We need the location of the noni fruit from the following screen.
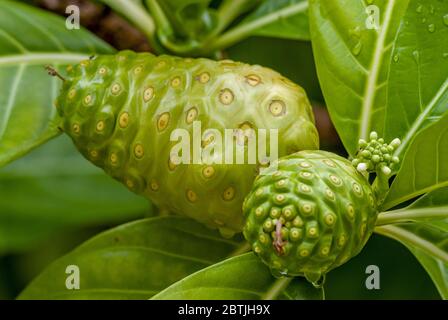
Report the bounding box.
[242,150,378,284]
[53,50,319,236]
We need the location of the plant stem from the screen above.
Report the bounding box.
[376,208,448,226]
[144,0,174,36]
[205,1,308,52]
[99,0,163,53]
[261,277,293,300]
[215,0,257,35]
[374,225,448,263]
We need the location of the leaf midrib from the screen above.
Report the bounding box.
[360,0,396,140]
[0,52,89,66]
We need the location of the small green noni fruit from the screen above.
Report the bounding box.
[54,50,319,235]
[243,150,378,284]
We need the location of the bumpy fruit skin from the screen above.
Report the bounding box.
[243,151,378,283]
[56,51,319,235]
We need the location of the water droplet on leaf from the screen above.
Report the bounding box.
[393,54,399,62]
[428,24,436,32]
[443,14,448,26]
[352,41,363,56]
[416,4,423,13]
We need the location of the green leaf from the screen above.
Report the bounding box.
[383,113,448,211]
[309,0,409,155]
[0,136,150,254]
[242,0,310,40]
[378,187,448,226]
[385,0,448,159]
[152,253,323,300]
[0,0,113,168]
[208,0,309,52]
[19,217,244,299]
[375,221,448,299]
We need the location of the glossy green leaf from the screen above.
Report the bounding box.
[309,0,409,155]
[19,217,244,299]
[242,0,310,40]
[0,136,150,254]
[377,187,448,299]
[0,0,113,168]
[385,0,448,159]
[152,253,323,300]
[375,220,448,299]
[383,113,448,210]
[378,187,448,226]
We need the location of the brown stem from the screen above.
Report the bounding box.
[45,65,65,81]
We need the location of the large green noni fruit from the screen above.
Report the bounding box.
[243,150,378,284]
[55,51,319,235]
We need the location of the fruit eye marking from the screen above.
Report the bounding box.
[324,213,336,226]
[255,188,264,196]
[338,234,347,247]
[119,112,129,128]
[276,179,286,187]
[157,112,170,131]
[68,89,76,99]
[299,183,311,193]
[96,120,105,132]
[126,179,134,189]
[186,107,198,124]
[110,152,118,165]
[307,225,319,238]
[360,223,367,237]
[329,174,342,186]
[134,65,143,74]
[300,171,313,179]
[219,89,234,105]
[301,203,314,215]
[292,216,304,227]
[223,187,236,201]
[299,249,310,257]
[245,74,261,86]
[89,150,98,158]
[322,159,336,167]
[325,188,335,200]
[197,72,210,84]
[134,144,144,159]
[202,165,215,178]
[72,123,80,134]
[270,208,281,218]
[168,158,177,171]
[320,246,330,256]
[352,182,363,196]
[98,67,107,75]
[186,189,198,202]
[117,55,126,62]
[269,100,286,116]
[259,234,269,244]
[255,207,264,218]
[111,83,122,95]
[156,60,166,68]
[299,161,312,168]
[150,179,159,191]
[84,95,93,105]
[171,77,181,88]
[290,228,302,241]
[263,219,274,232]
[347,204,355,218]
[143,87,154,102]
[275,194,285,203]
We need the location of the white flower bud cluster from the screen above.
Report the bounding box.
[352,132,401,177]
